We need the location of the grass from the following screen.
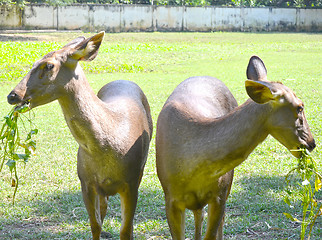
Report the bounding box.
[0,32,321,239]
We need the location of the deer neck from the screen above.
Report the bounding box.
[57,68,112,153]
[208,99,272,168]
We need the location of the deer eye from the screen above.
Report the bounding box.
[45,63,54,71]
[297,106,304,113]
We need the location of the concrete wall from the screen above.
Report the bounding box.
[0,4,321,32]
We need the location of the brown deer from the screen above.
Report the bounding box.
[7,32,153,240]
[156,56,315,240]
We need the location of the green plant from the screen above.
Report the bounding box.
[284,150,322,240]
[0,103,38,204]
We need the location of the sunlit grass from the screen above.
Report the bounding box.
[0,32,321,239]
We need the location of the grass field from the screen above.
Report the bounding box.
[0,32,321,239]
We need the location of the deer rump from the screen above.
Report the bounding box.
[156,76,237,210]
[156,76,237,240]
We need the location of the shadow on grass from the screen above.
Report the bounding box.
[225,174,321,240]
[0,34,40,42]
[0,174,321,239]
[0,185,168,240]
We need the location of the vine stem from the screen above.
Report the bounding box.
[12,165,19,205]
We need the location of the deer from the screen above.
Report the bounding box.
[7,32,153,240]
[155,55,316,240]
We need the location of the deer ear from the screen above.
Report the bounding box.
[246,56,267,81]
[63,36,86,49]
[69,31,105,62]
[245,80,280,104]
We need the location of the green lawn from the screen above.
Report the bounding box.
[0,32,321,239]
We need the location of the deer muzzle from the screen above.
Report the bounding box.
[305,139,316,152]
[7,91,22,105]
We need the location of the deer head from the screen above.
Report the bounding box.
[7,32,105,109]
[245,56,315,158]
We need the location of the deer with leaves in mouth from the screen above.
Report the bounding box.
[155,56,316,240]
[7,32,153,240]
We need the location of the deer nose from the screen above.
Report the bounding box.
[307,139,316,152]
[7,91,21,105]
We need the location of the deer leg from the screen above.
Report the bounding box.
[81,183,102,240]
[99,195,108,224]
[204,171,234,240]
[203,200,226,240]
[165,195,185,240]
[215,214,225,240]
[193,208,204,240]
[119,186,138,240]
[98,195,110,238]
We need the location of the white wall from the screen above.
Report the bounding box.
[0,5,22,28]
[0,4,321,32]
[23,5,57,29]
[154,6,184,31]
[184,7,213,31]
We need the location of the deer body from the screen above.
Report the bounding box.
[7,32,153,240]
[156,56,315,239]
